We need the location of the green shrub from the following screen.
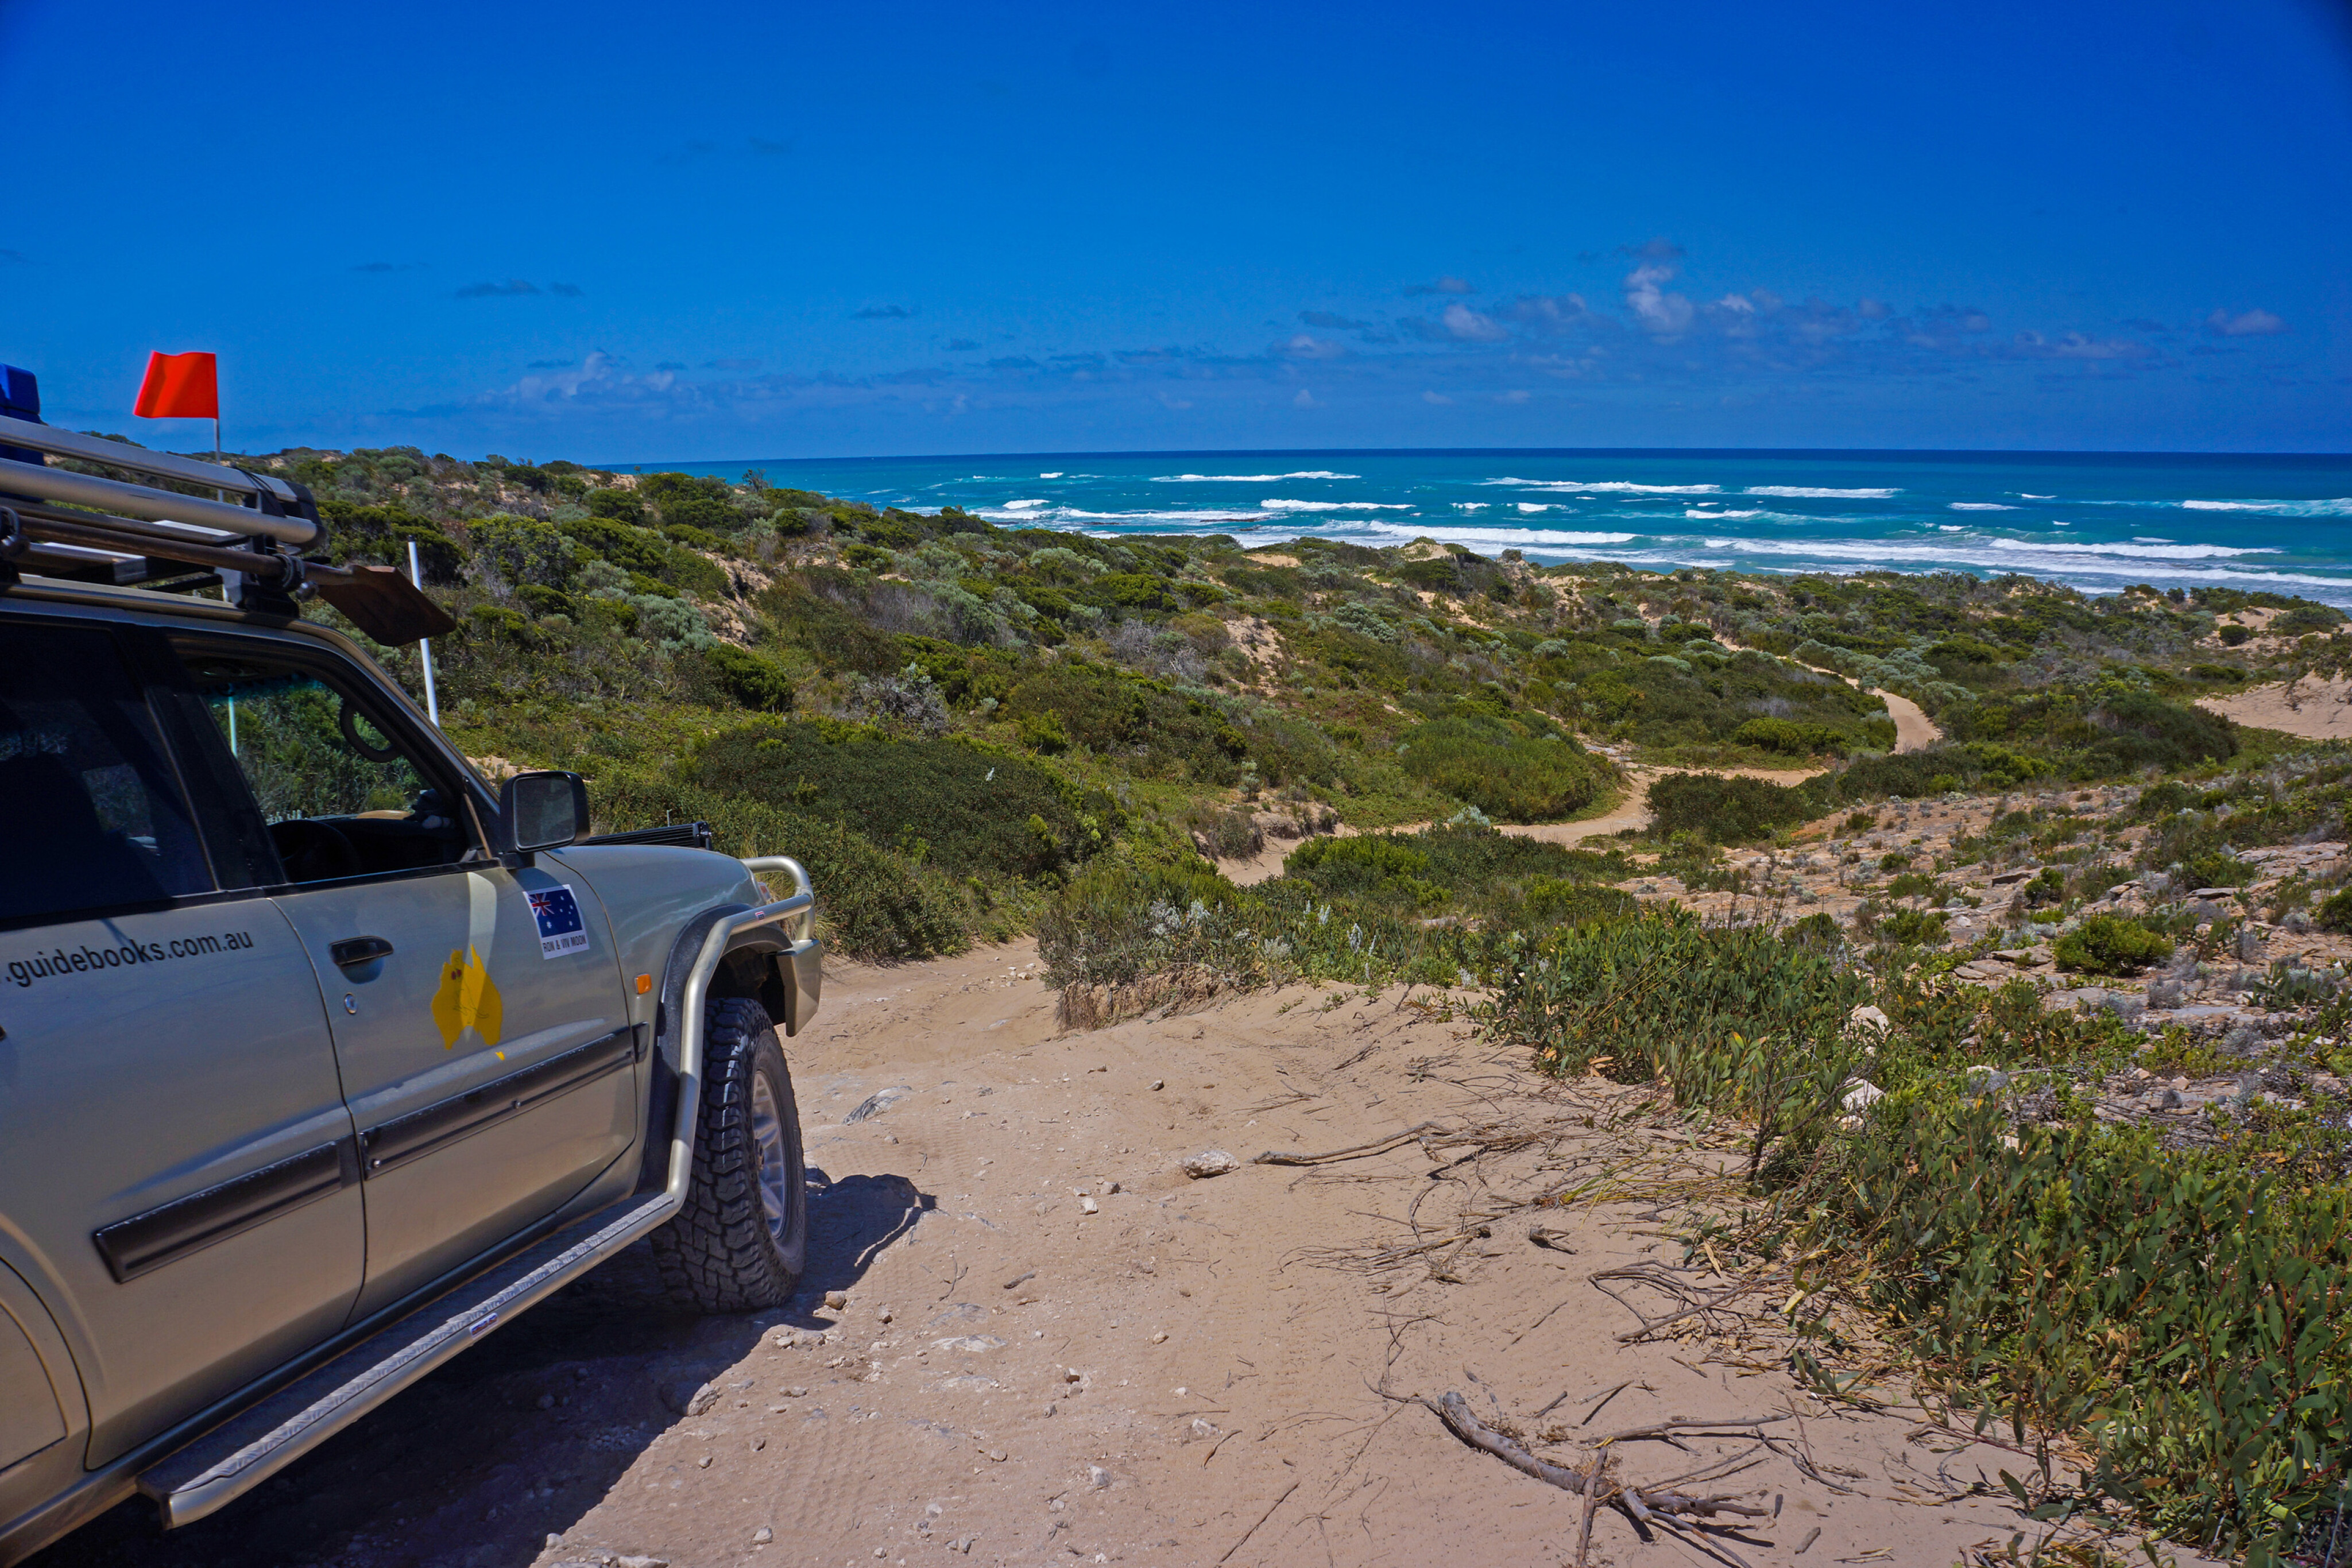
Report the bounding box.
[689,719,1112,880]
[470,513,578,589]
[1518,877,1637,927]
[2316,889,2352,933]
[1492,910,1865,1091]
[701,644,796,713]
[757,572,902,674]
[1284,835,1446,908]
[1804,1094,2352,1559]
[1184,804,1264,861]
[1646,771,1812,843]
[2275,604,2344,634]
[584,773,968,961]
[1732,717,1850,756]
[1396,715,1603,820]
[2054,913,2172,975]
[1001,660,1270,784]
[318,500,464,582]
[2084,692,2237,773]
[1876,907,1948,946]
[2218,622,2252,646]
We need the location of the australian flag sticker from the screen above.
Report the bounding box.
[528,885,590,960]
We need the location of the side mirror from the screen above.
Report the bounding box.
[500,771,590,857]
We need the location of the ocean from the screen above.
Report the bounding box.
[626,450,2352,608]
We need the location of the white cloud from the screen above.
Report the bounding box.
[1494,389,1530,404]
[1293,388,1320,407]
[2206,307,2286,336]
[1443,303,1508,342]
[1422,389,1454,405]
[1276,332,1347,359]
[1624,261,1694,337]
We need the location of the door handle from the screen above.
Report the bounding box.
[330,936,396,969]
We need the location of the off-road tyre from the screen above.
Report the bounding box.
[652,995,807,1312]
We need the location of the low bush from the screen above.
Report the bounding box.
[1284,835,1448,909]
[584,773,969,961]
[1185,804,1265,861]
[2054,913,2173,975]
[1034,853,1477,1024]
[701,644,795,713]
[1492,912,1866,1166]
[1396,715,1604,820]
[689,719,1113,881]
[1805,1095,2352,1561]
[1646,771,1813,842]
[1875,907,1948,946]
[1732,716,1851,756]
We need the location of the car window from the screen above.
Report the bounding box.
[173,645,475,884]
[0,622,213,922]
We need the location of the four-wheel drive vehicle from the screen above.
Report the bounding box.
[0,389,822,1564]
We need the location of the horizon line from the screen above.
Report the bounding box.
[589,444,2352,470]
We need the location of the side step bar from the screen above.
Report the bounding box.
[136,1192,676,1527]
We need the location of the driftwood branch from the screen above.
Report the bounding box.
[1596,1414,1792,1445]
[1419,1391,1598,1493]
[1254,1122,1448,1166]
[1417,1392,1774,1523]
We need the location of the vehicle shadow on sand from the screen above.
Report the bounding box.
[28,1167,937,1568]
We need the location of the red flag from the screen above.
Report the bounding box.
[133,351,218,419]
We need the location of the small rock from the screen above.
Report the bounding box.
[1150,1079,1165,1091]
[933,1335,1008,1353]
[1088,1465,1112,1490]
[1151,1331,1168,1344]
[2155,1087,2185,1109]
[1105,1180,1121,1194]
[660,1381,721,1417]
[618,1557,670,1568]
[984,1449,1007,1462]
[784,1385,808,1397]
[825,1289,849,1310]
[695,1454,713,1468]
[1191,1418,1220,1439]
[1042,1401,1057,1416]
[1181,1149,1240,1179]
[845,1086,913,1124]
[1962,1064,2010,1094]
[536,1393,555,1410]
[1080,1197,1100,1215]
[877,1306,893,1323]
[1847,1004,1891,1034]
[1840,1079,1886,1114]
[752,1527,774,1544]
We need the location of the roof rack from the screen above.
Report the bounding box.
[0,405,455,646]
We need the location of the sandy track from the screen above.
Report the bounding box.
[43,946,2096,1568]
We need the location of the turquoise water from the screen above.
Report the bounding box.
[624,449,2352,607]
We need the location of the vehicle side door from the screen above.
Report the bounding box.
[0,617,362,1468]
[167,634,640,1319]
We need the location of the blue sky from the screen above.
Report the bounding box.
[3,0,2347,459]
